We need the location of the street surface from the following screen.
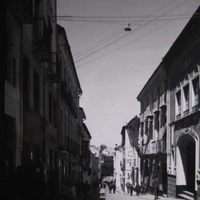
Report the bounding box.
[98,187,180,200]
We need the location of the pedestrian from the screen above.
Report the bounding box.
[112,182,116,194]
[83,181,91,197]
[70,183,76,199]
[130,184,134,196]
[34,164,46,200]
[108,182,112,193]
[153,177,159,200]
[135,183,140,196]
[126,181,130,194]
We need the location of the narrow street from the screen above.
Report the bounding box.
[100,193,178,200]
[96,187,179,200]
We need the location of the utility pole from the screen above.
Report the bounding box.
[0,1,7,160]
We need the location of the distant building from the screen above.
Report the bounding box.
[120,126,134,193]
[101,148,114,178]
[127,116,140,187]
[90,145,100,183]
[114,144,123,192]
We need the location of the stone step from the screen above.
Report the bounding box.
[178,193,194,200]
[182,191,194,198]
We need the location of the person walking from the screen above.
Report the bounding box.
[153,177,159,200]
[126,181,130,194]
[129,184,134,196]
[112,183,116,194]
[135,183,140,196]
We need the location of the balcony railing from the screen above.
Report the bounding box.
[8,0,33,24]
[192,104,199,112]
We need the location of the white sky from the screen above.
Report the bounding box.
[57,0,200,148]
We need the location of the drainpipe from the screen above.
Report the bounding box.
[43,63,46,166]
[19,23,23,166]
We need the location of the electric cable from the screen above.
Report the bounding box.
[75,0,193,68]
[73,0,177,63]
[61,0,177,62]
[74,29,124,59]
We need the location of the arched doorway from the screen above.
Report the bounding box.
[177,134,195,193]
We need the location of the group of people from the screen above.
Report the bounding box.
[108,179,116,194]
[125,177,159,199]
[126,181,139,196]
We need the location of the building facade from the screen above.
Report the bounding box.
[114,144,123,192]
[82,123,92,183]
[137,64,168,195]
[127,116,140,187]
[4,1,92,198]
[163,6,200,199]
[120,126,134,193]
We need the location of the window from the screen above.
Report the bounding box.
[149,120,153,140]
[176,91,181,118]
[53,99,56,127]
[192,77,199,111]
[157,87,160,105]
[6,57,16,87]
[33,70,40,111]
[154,112,159,131]
[7,30,13,83]
[23,55,30,106]
[49,93,52,124]
[49,94,56,126]
[140,122,144,137]
[183,84,189,116]
[12,58,16,87]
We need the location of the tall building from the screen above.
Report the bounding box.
[137,63,168,195]
[4,1,92,198]
[163,6,200,199]
[57,24,83,188]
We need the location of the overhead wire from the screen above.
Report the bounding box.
[74,0,178,64]
[75,0,193,68]
[74,29,124,59]
[59,0,177,62]
[74,31,133,63]
[73,0,177,63]
[58,14,194,24]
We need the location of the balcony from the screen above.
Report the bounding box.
[192,104,200,112]
[8,0,33,24]
[150,140,157,154]
[33,17,52,62]
[46,53,60,83]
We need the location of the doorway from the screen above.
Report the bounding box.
[179,134,195,193]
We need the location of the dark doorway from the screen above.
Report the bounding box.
[179,135,195,193]
[186,140,195,192]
